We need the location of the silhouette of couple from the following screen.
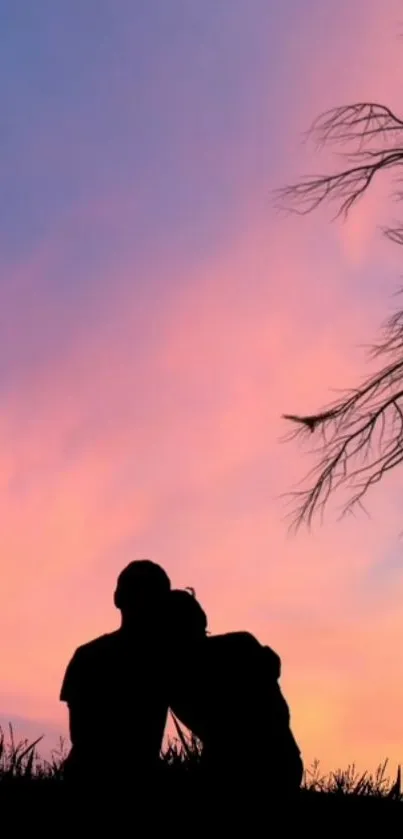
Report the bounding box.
[61,560,302,794]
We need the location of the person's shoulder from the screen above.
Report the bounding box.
[74,631,120,658]
[208,633,281,676]
[207,631,262,660]
[60,632,120,702]
[210,631,261,648]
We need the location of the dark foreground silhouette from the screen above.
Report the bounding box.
[0,727,401,831]
[34,557,399,827]
[60,561,302,796]
[169,589,302,795]
[60,560,172,782]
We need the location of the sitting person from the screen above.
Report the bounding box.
[60,560,171,783]
[168,589,303,795]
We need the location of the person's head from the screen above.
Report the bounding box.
[169,588,208,643]
[114,560,171,629]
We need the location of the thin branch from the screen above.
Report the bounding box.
[278,151,403,219]
[277,102,403,226]
[283,305,403,529]
[311,103,403,149]
[279,101,403,527]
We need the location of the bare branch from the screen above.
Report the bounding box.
[278,151,403,219]
[277,102,403,224]
[280,101,403,527]
[283,314,403,529]
[311,103,403,148]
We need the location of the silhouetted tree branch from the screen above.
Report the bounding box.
[280,102,403,527]
[279,103,403,230]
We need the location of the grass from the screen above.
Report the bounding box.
[0,724,401,826]
[0,722,401,793]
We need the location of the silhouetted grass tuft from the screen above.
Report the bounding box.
[0,725,65,783]
[0,724,401,803]
[305,758,402,800]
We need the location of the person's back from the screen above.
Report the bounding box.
[60,560,171,784]
[61,629,168,779]
[168,592,302,793]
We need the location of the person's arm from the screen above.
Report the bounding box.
[67,701,97,750]
[60,650,95,750]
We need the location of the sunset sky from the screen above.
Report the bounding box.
[2,0,403,771]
